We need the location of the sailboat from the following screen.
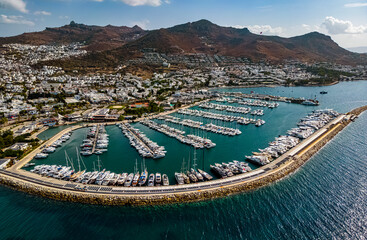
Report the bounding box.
[138,158,148,186]
[132,159,140,187]
[71,148,86,182]
[191,149,204,181]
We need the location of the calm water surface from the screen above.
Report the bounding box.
[1,81,367,239]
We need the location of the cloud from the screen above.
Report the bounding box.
[302,24,311,30]
[120,0,163,6]
[234,24,283,35]
[59,16,70,19]
[0,0,27,13]
[322,16,367,34]
[0,14,34,26]
[34,11,51,16]
[131,19,150,29]
[344,2,367,7]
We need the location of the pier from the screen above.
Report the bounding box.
[122,123,155,156]
[0,106,364,206]
[157,116,241,136]
[91,124,100,154]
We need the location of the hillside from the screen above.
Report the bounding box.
[111,19,365,64]
[0,21,147,51]
[3,19,365,70]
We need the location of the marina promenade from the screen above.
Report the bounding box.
[0,105,362,205]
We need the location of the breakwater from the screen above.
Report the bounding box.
[0,107,364,206]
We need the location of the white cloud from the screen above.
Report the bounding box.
[120,0,163,7]
[34,11,51,16]
[0,14,34,26]
[0,0,27,13]
[302,24,311,31]
[233,24,283,35]
[322,16,367,34]
[59,16,70,19]
[344,2,367,7]
[131,19,150,29]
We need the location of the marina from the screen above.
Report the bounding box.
[0,103,358,204]
[0,82,366,209]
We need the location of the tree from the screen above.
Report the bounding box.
[0,117,7,125]
[19,110,28,116]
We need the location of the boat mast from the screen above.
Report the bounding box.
[97,156,101,171]
[65,151,68,167]
[193,149,197,170]
[76,147,81,172]
[181,158,185,174]
[65,150,75,171]
[134,159,138,174]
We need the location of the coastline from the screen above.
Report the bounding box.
[209,80,367,91]
[0,106,365,206]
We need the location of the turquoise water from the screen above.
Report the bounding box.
[3,81,367,239]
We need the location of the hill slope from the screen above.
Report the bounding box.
[3,19,365,68]
[109,19,365,64]
[0,21,147,51]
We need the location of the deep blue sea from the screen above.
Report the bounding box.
[1,81,367,239]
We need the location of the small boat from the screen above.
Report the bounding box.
[155,173,162,186]
[80,151,92,156]
[182,173,190,184]
[162,174,169,186]
[132,172,140,187]
[191,168,204,181]
[94,150,103,155]
[175,172,184,185]
[320,91,328,94]
[34,153,48,159]
[117,173,128,186]
[197,169,213,180]
[124,173,134,187]
[138,169,148,186]
[148,173,155,187]
[24,163,36,167]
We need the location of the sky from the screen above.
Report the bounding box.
[0,0,366,50]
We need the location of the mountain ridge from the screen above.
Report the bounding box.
[1,19,366,67]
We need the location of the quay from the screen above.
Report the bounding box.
[0,106,365,206]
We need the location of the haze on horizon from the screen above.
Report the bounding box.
[0,0,366,51]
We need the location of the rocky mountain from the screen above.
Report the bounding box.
[0,21,147,51]
[111,19,365,64]
[2,19,365,68]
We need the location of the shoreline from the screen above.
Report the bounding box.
[0,106,365,205]
[209,79,367,91]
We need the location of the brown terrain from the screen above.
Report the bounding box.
[0,21,147,52]
[1,19,366,70]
